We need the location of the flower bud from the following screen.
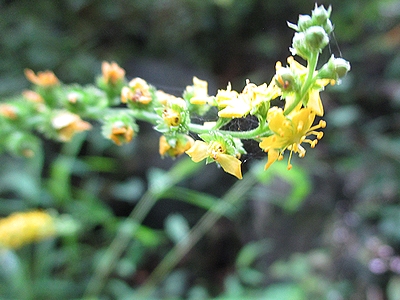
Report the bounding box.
[102,113,137,146]
[318,55,351,81]
[312,4,331,26]
[333,58,351,78]
[290,32,311,60]
[297,14,313,32]
[305,26,329,51]
[311,5,333,35]
[275,67,297,92]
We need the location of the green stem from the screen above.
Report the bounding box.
[284,51,319,116]
[134,171,258,298]
[188,122,270,139]
[83,190,158,298]
[83,157,203,298]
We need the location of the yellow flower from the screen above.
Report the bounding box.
[188,77,211,105]
[0,210,56,249]
[24,69,59,87]
[259,107,326,170]
[51,111,92,142]
[156,90,176,106]
[101,61,125,85]
[216,80,280,118]
[22,90,44,103]
[159,135,194,158]
[186,140,242,179]
[109,121,134,146]
[121,78,152,105]
[162,108,181,127]
[0,104,17,119]
[275,56,333,116]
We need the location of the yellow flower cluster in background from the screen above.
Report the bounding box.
[0,210,56,249]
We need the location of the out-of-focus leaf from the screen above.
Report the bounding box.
[237,268,264,285]
[162,187,224,213]
[236,239,272,268]
[163,269,189,298]
[187,285,209,300]
[387,276,400,300]
[327,105,361,128]
[164,214,190,244]
[251,161,311,211]
[82,156,117,173]
[262,283,306,300]
[110,177,145,202]
[134,225,165,248]
[107,278,136,300]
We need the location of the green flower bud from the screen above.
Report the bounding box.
[297,14,313,32]
[323,19,334,35]
[334,58,351,78]
[312,4,331,25]
[290,32,311,60]
[318,55,351,81]
[305,26,329,51]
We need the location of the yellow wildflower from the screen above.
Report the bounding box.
[0,210,56,249]
[189,77,211,105]
[24,69,59,87]
[121,78,152,105]
[109,121,134,146]
[162,108,181,127]
[101,61,125,85]
[22,90,44,103]
[186,140,242,179]
[0,104,17,119]
[159,135,194,158]
[51,111,92,142]
[156,90,176,106]
[259,107,326,170]
[216,80,280,118]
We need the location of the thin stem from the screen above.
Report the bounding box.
[83,191,158,298]
[188,122,270,139]
[83,157,203,298]
[134,171,258,298]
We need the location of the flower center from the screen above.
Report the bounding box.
[208,141,225,160]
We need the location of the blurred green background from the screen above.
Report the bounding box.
[1,0,400,299]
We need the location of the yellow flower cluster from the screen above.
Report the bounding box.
[216,79,280,118]
[0,210,56,249]
[13,4,348,180]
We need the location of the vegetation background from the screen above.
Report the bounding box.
[1,0,400,299]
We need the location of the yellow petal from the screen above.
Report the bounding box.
[307,90,324,116]
[185,140,209,162]
[217,154,243,179]
[264,149,280,170]
[218,103,249,118]
[291,107,315,134]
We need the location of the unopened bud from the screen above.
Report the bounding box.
[318,55,351,81]
[290,32,311,60]
[305,26,329,51]
[312,4,331,25]
[297,14,313,32]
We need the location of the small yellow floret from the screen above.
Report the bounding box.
[0,211,56,249]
